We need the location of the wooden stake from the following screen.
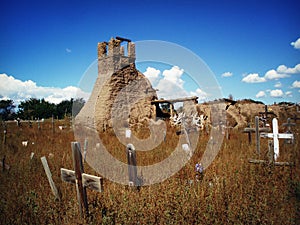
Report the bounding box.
[41,156,60,200]
[255,116,260,155]
[3,129,6,145]
[52,115,55,134]
[126,143,137,186]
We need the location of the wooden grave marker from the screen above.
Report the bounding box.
[282,118,295,144]
[224,121,233,140]
[52,115,55,134]
[249,118,294,166]
[243,116,269,154]
[260,118,294,161]
[1,155,10,171]
[41,156,60,200]
[61,142,102,218]
[126,143,137,186]
[292,114,300,123]
[3,129,6,145]
[259,105,275,126]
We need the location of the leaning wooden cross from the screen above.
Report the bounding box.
[249,118,294,166]
[61,142,102,218]
[243,116,270,154]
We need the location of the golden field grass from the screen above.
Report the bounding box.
[0,117,299,224]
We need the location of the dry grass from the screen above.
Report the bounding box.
[0,117,299,224]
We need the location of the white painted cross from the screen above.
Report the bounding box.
[260,118,294,161]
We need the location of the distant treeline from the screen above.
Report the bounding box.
[0,98,85,121]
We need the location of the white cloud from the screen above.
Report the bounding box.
[270,89,284,98]
[0,73,90,105]
[256,91,266,98]
[276,64,300,74]
[274,82,282,88]
[264,69,290,80]
[190,88,208,101]
[221,72,233,77]
[156,79,188,100]
[155,66,187,99]
[285,91,292,97]
[292,80,300,88]
[291,37,300,49]
[66,48,72,53]
[162,66,184,88]
[242,73,266,83]
[143,67,161,84]
[264,64,300,80]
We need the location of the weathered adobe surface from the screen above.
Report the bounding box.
[198,100,297,129]
[94,63,157,131]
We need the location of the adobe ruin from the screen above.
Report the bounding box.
[75,37,158,131]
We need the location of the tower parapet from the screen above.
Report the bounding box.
[97,37,136,76]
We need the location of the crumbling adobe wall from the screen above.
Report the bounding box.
[95,63,157,131]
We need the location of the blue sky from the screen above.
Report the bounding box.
[1,0,300,105]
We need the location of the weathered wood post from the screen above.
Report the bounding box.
[2,155,5,172]
[292,114,300,123]
[283,118,295,144]
[255,116,260,155]
[3,129,6,145]
[71,142,89,218]
[283,118,295,133]
[61,142,102,219]
[83,138,88,162]
[126,143,137,186]
[243,116,269,155]
[52,115,55,134]
[41,156,60,200]
[245,123,253,144]
[37,118,40,130]
[268,140,274,164]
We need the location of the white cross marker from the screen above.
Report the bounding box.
[260,118,293,161]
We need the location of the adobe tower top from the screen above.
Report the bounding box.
[97,37,136,75]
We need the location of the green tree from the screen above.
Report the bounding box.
[0,99,16,120]
[17,98,56,119]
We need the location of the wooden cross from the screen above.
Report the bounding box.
[282,118,295,143]
[224,121,233,140]
[260,118,294,161]
[259,105,275,126]
[292,114,300,123]
[243,116,269,154]
[61,142,102,218]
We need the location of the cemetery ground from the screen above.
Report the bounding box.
[0,118,299,224]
